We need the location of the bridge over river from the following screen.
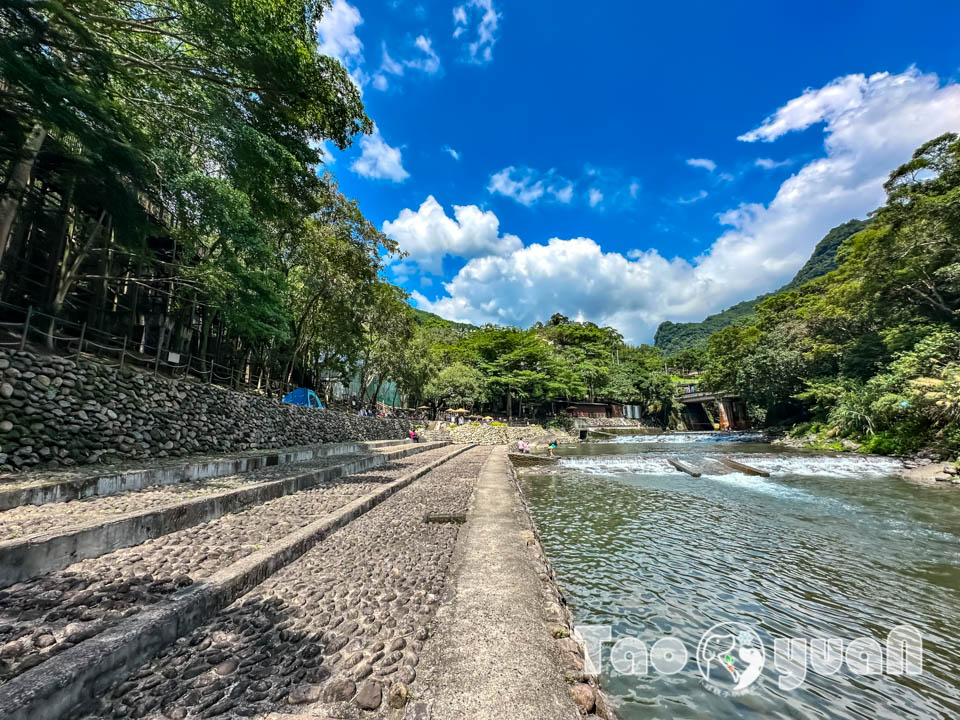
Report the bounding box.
[677,389,750,430]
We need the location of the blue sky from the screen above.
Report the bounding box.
[317,0,960,343]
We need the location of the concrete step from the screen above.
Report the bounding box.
[0,439,411,511]
[0,441,448,588]
[0,444,479,720]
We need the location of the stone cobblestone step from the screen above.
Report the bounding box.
[0,444,459,687]
[0,444,480,720]
[0,441,448,589]
[0,439,409,511]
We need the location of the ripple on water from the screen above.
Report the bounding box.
[521,452,960,720]
[603,431,766,444]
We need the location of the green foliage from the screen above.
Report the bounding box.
[410,308,478,335]
[698,133,960,455]
[401,313,677,424]
[0,0,415,399]
[546,416,574,431]
[423,363,487,409]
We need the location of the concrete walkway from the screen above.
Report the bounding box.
[416,447,580,720]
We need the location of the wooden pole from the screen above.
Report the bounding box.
[76,322,86,360]
[19,305,32,351]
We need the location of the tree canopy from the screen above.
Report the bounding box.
[0,0,416,401]
[701,133,960,453]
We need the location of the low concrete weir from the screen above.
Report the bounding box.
[0,444,474,720]
[0,441,447,588]
[667,457,702,477]
[0,439,406,510]
[717,457,770,477]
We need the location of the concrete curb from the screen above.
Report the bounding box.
[0,439,407,510]
[505,452,617,719]
[413,448,582,720]
[0,441,447,588]
[0,444,475,720]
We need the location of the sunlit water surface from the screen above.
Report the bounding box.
[520,432,960,719]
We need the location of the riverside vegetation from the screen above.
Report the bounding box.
[662,134,960,458]
[3,2,957,457]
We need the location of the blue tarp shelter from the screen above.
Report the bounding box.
[282,388,324,409]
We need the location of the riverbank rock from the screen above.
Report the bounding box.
[429,422,576,447]
[0,350,413,474]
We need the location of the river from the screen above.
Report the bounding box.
[519,432,960,719]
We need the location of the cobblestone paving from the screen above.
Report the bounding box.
[0,444,416,541]
[0,445,456,683]
[73,446,490,719]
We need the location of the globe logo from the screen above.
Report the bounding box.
[696,622,765,692]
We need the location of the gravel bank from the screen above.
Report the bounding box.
[0,445,457,684]
[71,445,491,720]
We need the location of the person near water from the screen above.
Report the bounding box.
[517,438,524,453]
[549,441,557,457]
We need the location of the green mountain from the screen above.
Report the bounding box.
[410,307,479,334]
[654,219,868,355]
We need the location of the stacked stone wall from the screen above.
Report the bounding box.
[0,350,412,472]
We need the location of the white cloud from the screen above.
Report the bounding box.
[487,166,554,206]
[383,196,522,274]
[414,237,706,340]
[309,138,336,165]
[408,35,441,74]
[410,68,960,342]
[488,165,636,209]
[676,190,708,204]
[315,0,371,91]
[381,43,404,75]
[453,0,500,63]
[374,35,441,91]
[351,126,409,182]
[686,157,717,172]
[553,183,574,204]
[739,73,870,142]
[317,0,364,64]
[443,145,461,161]
[755,157,792,169]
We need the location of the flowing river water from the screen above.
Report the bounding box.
[519,432,960,719]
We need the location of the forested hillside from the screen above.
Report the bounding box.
[654,219,867,354]
[411,308,478,335]
[701,134,960,455]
